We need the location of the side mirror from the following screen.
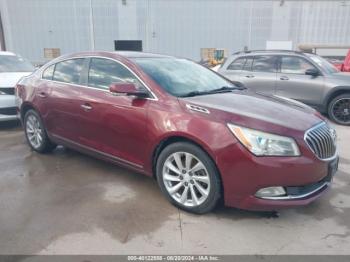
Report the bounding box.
[305,68,320,77]
[109,83,149,98]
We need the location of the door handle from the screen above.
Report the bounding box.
[280,76,289,80]
[245,75,255,78]
[38,92,47,98]
[81,104,92,111]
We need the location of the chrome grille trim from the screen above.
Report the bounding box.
[304,122,337,161]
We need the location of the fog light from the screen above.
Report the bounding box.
[255,186,286,198]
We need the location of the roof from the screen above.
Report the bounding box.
[114,51,171,58]
[54,51,172,62]
[0,51,16,56]
[232,50,306,56]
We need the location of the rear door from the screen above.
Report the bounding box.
[240,55,278,95]
[77,57,150,167]
[275,55,325,106]
[41,58,87,141]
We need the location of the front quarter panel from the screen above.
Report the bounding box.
[144,97,329,210]
[144,97,239,177]
[322,82,350,111]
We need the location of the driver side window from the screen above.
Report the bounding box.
[280,56,316,74]
[88,58,143,90]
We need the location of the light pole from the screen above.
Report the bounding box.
[247,0,253,50]
[89,0,95,50]
[0,7,6,51]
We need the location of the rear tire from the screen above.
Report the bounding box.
[156,142,221,214]
[24,109,57,153]
[328,94,350,125]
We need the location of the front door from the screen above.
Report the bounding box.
[275,55,325,107]
[78,57,150,167]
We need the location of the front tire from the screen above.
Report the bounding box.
[328,94,350,125]
[24,109,57,153]
[156,142,221,214]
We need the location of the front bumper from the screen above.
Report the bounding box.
[0,114,18,122]
[0,95,18,122]
[238,164,336,211]
[217,139,338,211]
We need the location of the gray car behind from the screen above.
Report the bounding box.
[219,50,350,125]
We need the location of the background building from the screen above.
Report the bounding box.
[0,0,349,63]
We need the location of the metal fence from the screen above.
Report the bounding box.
[0,0,349,62]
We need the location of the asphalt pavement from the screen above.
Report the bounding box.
[0,121,349,255]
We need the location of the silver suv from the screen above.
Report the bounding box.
[219,50,350,125]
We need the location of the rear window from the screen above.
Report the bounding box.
[252,55,277,73]
[0,55,34,73]
[243,57,254,71]
[53,59,85,84]
[227,57,246,70]
[42,64,55,80]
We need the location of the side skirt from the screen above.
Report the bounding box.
[49,133,149,176]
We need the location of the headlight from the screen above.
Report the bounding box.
[0,91,6,95]
[227,123,300,156]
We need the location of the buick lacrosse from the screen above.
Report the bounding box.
[16,51,338,213]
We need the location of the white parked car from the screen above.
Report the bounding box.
[0,51,34,121]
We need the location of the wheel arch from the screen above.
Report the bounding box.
[325,86,350,109]
[151,134,224,204]
[20,102,39,123]
[151,134,219,179]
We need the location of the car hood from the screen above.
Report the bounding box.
[181,90,323,132]
[0,72,32,87]
[327,72,350,81]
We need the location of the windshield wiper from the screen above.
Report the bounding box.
[208,86,246,93]
[179,91,206,97]
[179,86,246,98]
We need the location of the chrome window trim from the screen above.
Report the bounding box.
[40,79,89,89]
[40,55,158,101]
[256,181,329,200]
[304,121,338,162]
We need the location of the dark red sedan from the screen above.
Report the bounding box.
[16,51,338,213]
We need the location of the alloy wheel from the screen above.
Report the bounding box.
[331,98,350,124]
[162,152,211,207]
[26,114,44,149]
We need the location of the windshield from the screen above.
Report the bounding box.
[0,55,35,73]
[306,54,339,74]
[133,57,237,97]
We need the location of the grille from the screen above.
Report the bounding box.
[305,122,336,160]
[0,87,15,95]
[0,107,17,116]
